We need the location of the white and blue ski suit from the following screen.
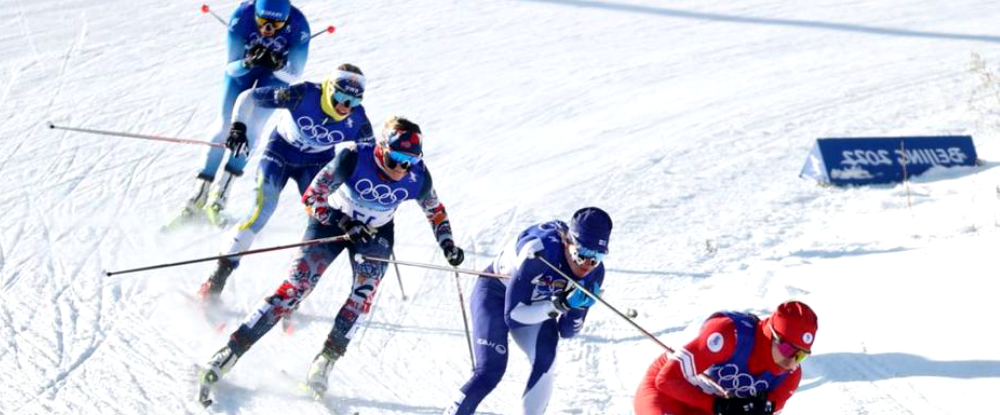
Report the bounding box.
[445,221,604,415]
[220,81,373,265]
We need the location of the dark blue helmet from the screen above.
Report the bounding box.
[569,207,612,254]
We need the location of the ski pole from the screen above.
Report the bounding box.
[311,26,336,39]
[360,256,507,279]
[535,256,730,397]
[200,4,227,26]
[201,4,336,40]
[390,252,408,300]
[48,122,225,148]
[454,269,476,371]
[105,235,350,277]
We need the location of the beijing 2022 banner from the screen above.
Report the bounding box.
[800,136,978,186]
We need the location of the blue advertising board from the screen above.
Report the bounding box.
[800,136,978,186]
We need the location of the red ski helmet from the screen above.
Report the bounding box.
[766,300,818,352]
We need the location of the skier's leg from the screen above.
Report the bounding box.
[511,320,560,415]
[193,75,245,202]
[307,220,393,392]
[223,218,348,360]
[198,145,290,301]
[443,273,511,415]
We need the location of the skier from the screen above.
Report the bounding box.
[171,0,311,228]
[195,64,374,305]
[442,207,612,415]
[197,116,465,405]
[633,300,818,415]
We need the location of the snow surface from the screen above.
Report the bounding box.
[2,0,1000,413]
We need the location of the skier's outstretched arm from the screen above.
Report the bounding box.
[302,146,358,224]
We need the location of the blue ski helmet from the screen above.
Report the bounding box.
[569,207,612,254]
[255,0,291,21]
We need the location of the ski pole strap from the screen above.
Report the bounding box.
[105,235,350,277]
[533,256,730,397]
[360,255,507,279]
[48,122,225,148]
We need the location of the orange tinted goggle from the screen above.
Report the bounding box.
[256,17,287,31]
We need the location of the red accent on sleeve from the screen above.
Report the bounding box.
[653,316,739,411]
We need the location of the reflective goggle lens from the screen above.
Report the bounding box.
[570,244,605,267]
[772,326,810,363]
[332,90,362,108]
[385,150,421,170]
[256,17,287,31]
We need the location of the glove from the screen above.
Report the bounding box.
[243,44,268,69]
[440,239,465,266]
[339,217,375,244]
[713,394,771,415]
[552,281,599,312]
[260,49,287,71]
[226,122,249,157]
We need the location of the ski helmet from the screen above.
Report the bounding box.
[767,301,818,352]
[255,0,291,21]
[375,116,422,171]
[569,207,612,255]
[330,65,365,100]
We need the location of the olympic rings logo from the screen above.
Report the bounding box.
[247,34,288,51]
[297,116,346,145]
[708,364,770,398]
[354,179,409,205]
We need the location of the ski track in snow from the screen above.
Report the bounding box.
[2,0,1000,413]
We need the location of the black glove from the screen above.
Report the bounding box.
[259,49,287,71]
[340,218,375,244]
[243,44,268,69]
[226,122,249,156]
[713,394,771,415]
[440,239,464,266]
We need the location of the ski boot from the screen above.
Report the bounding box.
[195,258,237,330]
[204,169,237,228]
[197,345,239,407]
[306,349,341,399]
[162,177,212,232]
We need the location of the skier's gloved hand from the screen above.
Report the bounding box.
[552,281,599,312]
[440,239,464,266]
[226,122,249,157]
[243,44,268,69]
[339,217,374,244]
[260,50,287,71]
[713,393,771,415]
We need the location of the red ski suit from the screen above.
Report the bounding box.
[634,315,802,415]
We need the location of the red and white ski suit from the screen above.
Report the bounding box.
[634,316,802,415]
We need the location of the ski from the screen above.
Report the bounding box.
[178,291,237,332]
[279,370,358,415]
[195,365,219,407]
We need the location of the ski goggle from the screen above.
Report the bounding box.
[568,243,606,267]
[385,150,421,170]
[332,90,362,108]
[771,325,811,363]
[255,17,287,31]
